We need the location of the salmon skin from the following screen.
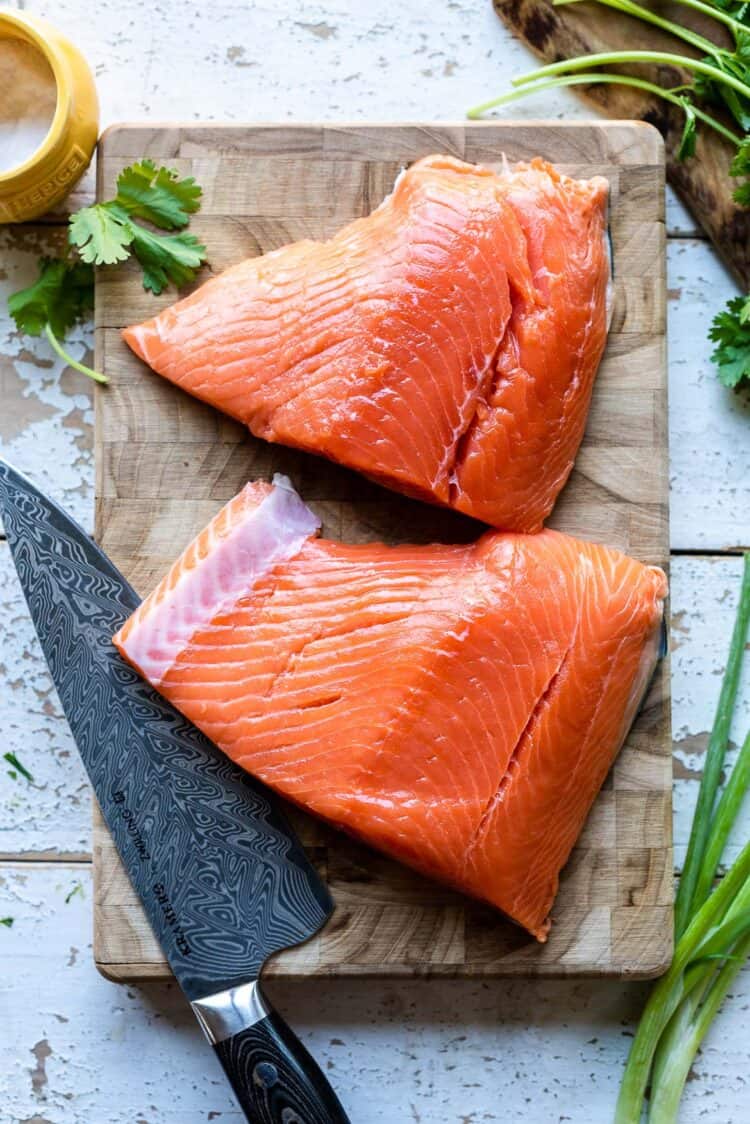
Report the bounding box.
[113,477,666,940]
[123,155,610,533]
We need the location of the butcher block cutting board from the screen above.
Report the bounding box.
[94,122,671,980]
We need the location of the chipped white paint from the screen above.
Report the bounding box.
[0,227,94,534]
[2,0,750,1121]
[668,241,749,552]
[0,545,89,857]
[3,863,750,1124]
[671,557,750,873]
[3,556,750,1120]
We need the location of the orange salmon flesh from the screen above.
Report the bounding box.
[113,479,666,940]
[123,155,610,533]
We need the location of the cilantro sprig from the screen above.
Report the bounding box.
[8,160,207,384]
[709,293,750,389]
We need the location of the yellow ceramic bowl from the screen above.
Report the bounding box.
[0,11,98,222]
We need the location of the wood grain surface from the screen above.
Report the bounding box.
[93,121,670,980]
[492,0,750,288]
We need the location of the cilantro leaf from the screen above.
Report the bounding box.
[115,159,202,230]
[129,227,208,295]
[69,202,134,265]
[677,100,697,161]
[709,295,750,388]
[8,258,94,340]
[8,161,207,384]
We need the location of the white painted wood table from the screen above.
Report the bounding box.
[1,2,749,1121]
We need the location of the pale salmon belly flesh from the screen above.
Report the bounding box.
[122,155,610,533]
[113,478,666,940]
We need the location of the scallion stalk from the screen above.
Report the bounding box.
[674,554,750,937]
[692,729,750,913]
[615,839,750,1122]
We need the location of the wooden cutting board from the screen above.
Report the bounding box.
[93,122,671,980]
[493,0,750,288]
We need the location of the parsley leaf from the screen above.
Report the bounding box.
[8,259,93,341]
[709,295,750,388]
[0,918,13,929]
[68,202,134,265]
[114,159,202,230]
[129,227,207,295]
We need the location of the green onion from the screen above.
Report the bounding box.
[674,555,750,937]
[693,729,750,912]
[647,881,750,1120]
[615,839,750,1121]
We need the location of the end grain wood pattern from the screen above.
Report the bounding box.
[94,122,670,980]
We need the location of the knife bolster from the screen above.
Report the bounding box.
[191,979,269,1044]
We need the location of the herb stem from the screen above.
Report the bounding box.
[554,0,721,58]
[466,75,743,146]
[556,0,749,38]
[44,323,108,385]
[510,51,750,104]
[675,554,750,937]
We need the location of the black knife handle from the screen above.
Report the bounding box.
[213,994,350,1124]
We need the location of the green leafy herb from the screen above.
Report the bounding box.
[709,294,750,388]
[0,918,13,929]
[68,203,134,265]
[114,159,202,229]
[3,751,34,783]
[8,258,94,340]
[128,226,207,295]
[8,258,103,384]
[66,161,207,292]
[7,161,207,383]
[64,881,84,904]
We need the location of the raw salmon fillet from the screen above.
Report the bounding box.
[123,155,610,532]
[113,477,666,940]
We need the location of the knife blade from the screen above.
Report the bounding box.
[0,458,350,1124]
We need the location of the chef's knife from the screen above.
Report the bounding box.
[0,459,350,1124]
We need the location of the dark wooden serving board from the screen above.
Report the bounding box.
[93,122,671,980]
[494,0,750,287]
